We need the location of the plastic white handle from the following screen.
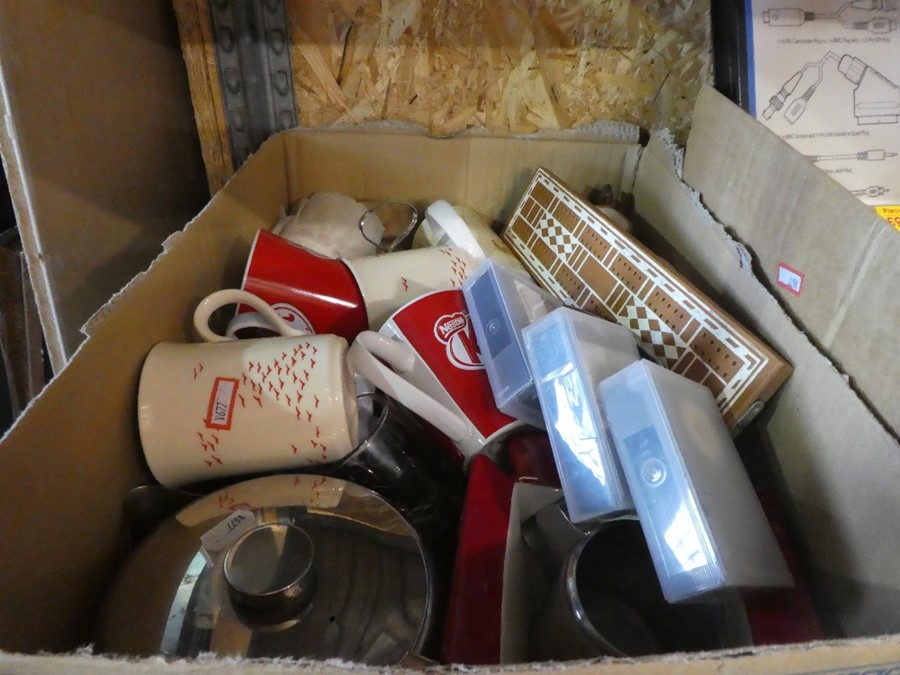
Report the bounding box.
[423,200,486,262]
[348,331,471,444]
[194,289,310,343]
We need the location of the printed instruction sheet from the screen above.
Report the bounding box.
[748,0,900,228]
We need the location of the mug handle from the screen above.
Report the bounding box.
[422,200,487,262]
[348,331,471,444]
[194,289,309,343]
[225,311,272,338]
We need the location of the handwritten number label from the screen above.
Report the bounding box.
[200,509,257,564]
[205,377,239,429]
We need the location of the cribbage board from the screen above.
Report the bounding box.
[502,168,792,430]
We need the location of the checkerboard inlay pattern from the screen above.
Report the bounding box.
[539,215,577,258]
[622,305,686,367]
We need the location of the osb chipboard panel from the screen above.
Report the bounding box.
[173,0,235,196]
[502,168,793,430]
[174,0,712,193]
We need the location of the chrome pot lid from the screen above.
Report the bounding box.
[97,474,436,664]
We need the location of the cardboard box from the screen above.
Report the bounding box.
[0,243,45,418]
[1,85,900,671]
[0,1,210,372]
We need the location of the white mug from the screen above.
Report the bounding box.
[414,200,527,274]
[343,245,477,330]
[137,289,358,488]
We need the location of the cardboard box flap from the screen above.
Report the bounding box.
[635,130,900,638]
[282,128,641,227]
[0,2,209,371]
[683,86,900,437]
[0,315,147,652]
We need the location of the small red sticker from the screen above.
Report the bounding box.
[776,263,804,296]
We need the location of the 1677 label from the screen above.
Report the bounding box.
[205,377,239,430]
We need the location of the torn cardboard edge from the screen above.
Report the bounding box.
[684,86,900,439]
[634,121,900,637]
[0,59,66,372]
[1,636,900,673]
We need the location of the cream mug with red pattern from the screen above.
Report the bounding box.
[137,289,358,488]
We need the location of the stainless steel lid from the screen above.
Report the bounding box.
[97,474,436,664]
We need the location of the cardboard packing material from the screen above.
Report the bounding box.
[1,85,900,672]
[0,1,210,373]
[0,244,45,418]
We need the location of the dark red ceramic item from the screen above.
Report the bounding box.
[744,488,824,645]
[505,431,561,488]
[440,455,516,664]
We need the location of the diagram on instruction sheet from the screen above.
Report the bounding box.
[763,2,897,33]
[763,51,899,125]
[749,1,900,221]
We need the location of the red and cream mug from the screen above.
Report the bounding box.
[348,289,524,466]
[138,289,358,488]
[234,230,477,341]
[236,230,367,340]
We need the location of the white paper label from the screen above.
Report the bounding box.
[205,377,239,430]
[777,263,805,296]
[199,509,257,562]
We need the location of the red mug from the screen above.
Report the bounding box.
[236,230,368,341]
[348,289,524,466]
[234,230,477,341]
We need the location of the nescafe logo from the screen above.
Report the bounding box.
[434,311,483,371]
